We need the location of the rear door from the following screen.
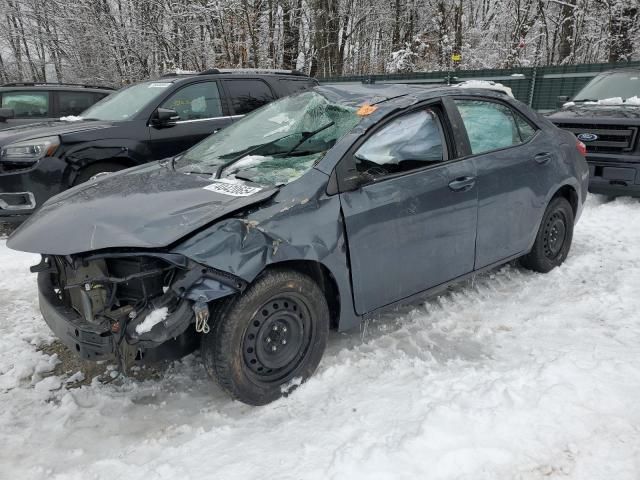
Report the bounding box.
[338,102,478,314]
[451,97,555,268]
[0,90,53,128]
[149,80,232,158]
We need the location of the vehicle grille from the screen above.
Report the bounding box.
[555,123,638,154]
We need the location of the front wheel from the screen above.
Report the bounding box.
[201,269,330,405]
[521,196,574,273]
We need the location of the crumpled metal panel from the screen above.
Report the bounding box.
[7,161,278,254]
[173,168,360,331]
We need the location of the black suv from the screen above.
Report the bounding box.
[0,83,113,130]
[548,68,640,197]
[0,69,317,222]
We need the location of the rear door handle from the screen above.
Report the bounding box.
[534,152,553,165]
[448,176,476,192]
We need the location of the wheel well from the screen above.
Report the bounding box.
[553,185,578,217]
[262,260,340,330]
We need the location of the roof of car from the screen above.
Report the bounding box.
[160,68,313,83]
[315,82,510,108]
[0,82,114,92]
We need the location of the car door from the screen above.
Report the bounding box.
[0,90,53,129]
[149,80,233,158]
[451,97,553,269]
[338,103,478,315]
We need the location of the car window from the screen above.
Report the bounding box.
[1,91,49,118]
[160,81,223,120]
[279,78,317,94]
[513,112,536,142]
[455,99,535,154]
[57,91,99,116]
[224,79,275,115]
[354,109,444,180]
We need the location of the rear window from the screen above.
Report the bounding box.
[57,91,102,116]
[1,91,50,118]
[224,79,275,115]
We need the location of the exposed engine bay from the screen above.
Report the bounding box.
[33,252,245,367]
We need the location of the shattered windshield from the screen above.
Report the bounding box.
[574,72,640,103]
[176,91,360,186]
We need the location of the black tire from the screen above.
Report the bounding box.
[73,162,126,185]
[520,196,574,273]
[201,269,330,405]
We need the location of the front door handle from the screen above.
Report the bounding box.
[534,152,553,165]
[448,176,476,192]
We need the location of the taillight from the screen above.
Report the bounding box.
[576,139,587,156]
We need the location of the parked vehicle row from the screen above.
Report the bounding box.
[7,81,589,405]
[0,82,113,129]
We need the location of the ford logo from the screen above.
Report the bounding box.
[577,133,599,142]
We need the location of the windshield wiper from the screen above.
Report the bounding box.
[214,125,333,179]
[283,121,334,157]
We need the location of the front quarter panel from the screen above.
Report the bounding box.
[172,168,360,331]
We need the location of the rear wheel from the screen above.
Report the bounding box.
[73,162,126,185]
[201,269,329,405]
[521,196,574,273]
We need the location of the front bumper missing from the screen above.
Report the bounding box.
[38,272,115,361]
[36,258,243,363]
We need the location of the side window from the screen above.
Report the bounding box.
[354,108,445,180]
[225,79,275,115]
[455,99,536,154]
[160,82,223,120]
[1,91,49,118]
[279,79,317,94]
[513,112,536,142]
[57,91,98,116]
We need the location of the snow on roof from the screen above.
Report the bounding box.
[454,80,514,98]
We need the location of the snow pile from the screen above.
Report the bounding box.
[2,196,640,479]
[454,80,514,98]
[135,307,169,334]
[59,115,84,122]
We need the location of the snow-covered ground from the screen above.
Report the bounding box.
[1,195,640,480]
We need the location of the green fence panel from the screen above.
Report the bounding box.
[319,61,640,111]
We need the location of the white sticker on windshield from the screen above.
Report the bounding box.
[203,179,262,197]
[148,83,171,88]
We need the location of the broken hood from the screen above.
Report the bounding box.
[7,161,278,255]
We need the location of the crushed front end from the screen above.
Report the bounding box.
[33,252,244,365]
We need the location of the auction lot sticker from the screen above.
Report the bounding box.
[203,179,262,197]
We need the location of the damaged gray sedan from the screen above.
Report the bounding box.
[8,84,588,405]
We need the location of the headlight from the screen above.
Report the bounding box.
[0,136,60,163]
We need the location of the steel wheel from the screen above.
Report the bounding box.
[542,211,567,259]
[242,293,313,383]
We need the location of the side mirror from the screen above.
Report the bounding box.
[151,108,180,127]
[557,95,570,107]
[0,108,15,122]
